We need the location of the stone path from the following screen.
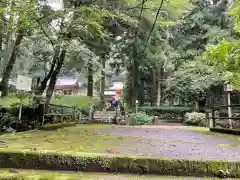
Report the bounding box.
[95,126,240,161]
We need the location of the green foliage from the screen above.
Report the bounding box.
[51,95,99,109]
[202,3,240,88]
[184,112,207,127]
[0,112,15,130]
[231,5,240,33]
[166,60,222,101]
[168,0,231,70]
[204,40,240,87]
[129,112,152,125]
[72,6,115,40]
[139,106,193,114]
[139,106,196,120]
[0,151,239,177]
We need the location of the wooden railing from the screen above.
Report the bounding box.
[42,104,85,125]
[212,104,240,128]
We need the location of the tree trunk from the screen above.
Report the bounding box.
[45,49,66,103]
[131,56,138,113]
[36,46,60,95]
[99,56,106,109]
[124,67,132,108]
[160,66,164,106]
[139,77,145,106]
[87,59,93,97]
[151,69,157,106]
[0,33,2,73]
[157,70,161,107]
[195,100,199,112]
[0,30,24,97]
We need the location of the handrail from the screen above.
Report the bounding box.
[48,103,74,109]
[41,103,84,125]
[212,104,240,108]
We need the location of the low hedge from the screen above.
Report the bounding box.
[37,122,77,130]
[138,106,194,120]
[0,151,239,178]
[138,106,210,121]
[210,127,240,135]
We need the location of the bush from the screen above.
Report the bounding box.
[79,107,90,116]
[138,106,194,121]
[129,112,152,125]
[184,112,207,127]
[0,113,16,130]
[0,105,38,132]
[0,151,239,178]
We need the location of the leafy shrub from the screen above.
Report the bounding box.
[0,151,239,177]
[0,112,16,130]
[123,103,132,114]
[79,107,90,116]
[129,112,152,125]
[138,106,194,121]
[184,112,207,127]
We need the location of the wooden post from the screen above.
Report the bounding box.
[40,104,45,126]
[72,107,76,121]
[227,92,233,129]
[78,111,82,123]
[60,107,64,123]
[18,98,23,122]
[212,107,216,128]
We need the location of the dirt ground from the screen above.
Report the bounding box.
[95,125,240,161]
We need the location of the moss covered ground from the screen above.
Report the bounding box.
[0,125,239,177]
[0,169,238,180]
[0,125,137,155]
[0,125,239,156]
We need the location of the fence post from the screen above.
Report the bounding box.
[60,107,64,123]
[212,107,216,128]
[72,107,76,121]
[78,111,82,123]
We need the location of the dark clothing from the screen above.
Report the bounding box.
[111,99,118,107]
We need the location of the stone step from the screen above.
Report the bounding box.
[94,112,116,116]
[94,111,116,114]
[94,113,116,115]
[94,118,112,123]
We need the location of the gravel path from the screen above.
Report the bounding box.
[95,126,240,161]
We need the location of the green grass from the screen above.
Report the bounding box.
[0,94,30,107]
[0,94,99,108]
[52,95,99,108]
[0,125,139,155]
[0,169,237,180]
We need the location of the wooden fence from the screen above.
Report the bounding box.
[42,104,88,125]
[212,104,240,128]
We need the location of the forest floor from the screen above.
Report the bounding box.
[0,124,239,161]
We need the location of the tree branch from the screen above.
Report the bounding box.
[35,18,56,50]
[126,0,149,10]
